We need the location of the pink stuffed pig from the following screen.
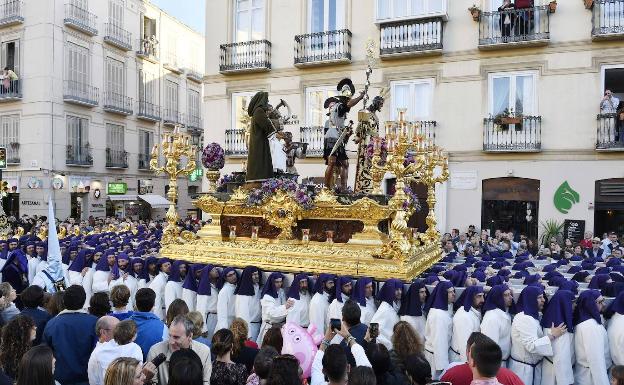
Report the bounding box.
[281,322,323,379]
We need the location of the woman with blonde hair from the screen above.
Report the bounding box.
[187,311,211,346]
[390,320,424,377]
[230,317,259,372]
[104,357,145,385]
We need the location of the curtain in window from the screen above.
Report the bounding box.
[492,77,510,115]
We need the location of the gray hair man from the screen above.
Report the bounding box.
[95,316,119,345]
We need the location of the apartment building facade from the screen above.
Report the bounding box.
[0,0,205,220]
[203,0,624,239]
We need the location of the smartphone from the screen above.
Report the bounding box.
[369,322,379,339]
[151,353,166,368]
[330,318,341,331]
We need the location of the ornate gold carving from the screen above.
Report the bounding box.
[205,170,221,193]
[314,188,339,205]
[260,190,301,240]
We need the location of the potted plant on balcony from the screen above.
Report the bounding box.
[66,145,73,159]
[549,0,557,13]
[468,5,482,21]
[493,109,523,131]
[9,142,19,150]
[584,0,594,9]
[202,142,225,193]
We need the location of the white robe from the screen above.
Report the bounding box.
[28,256,41,284]
[309,292,331,339]
[607,313,624,365]
[509,312,553,385]
[234,284,262,341]
[424,308,453,379]
[257,290,287,345]
[35,260,48,276]
[196,283,218,339]
[480,308,512,362]
[285,291,311,327]
[148,272,168,320]
[181,288,197,312]
[215,282,236,331]
[574,319,611,385]
[92,270,112,294]
[541,328,574,385]
[359,297,377,326]
[450,307,482,362]
[164,281,182,310]
[327,294,350,325]
[400,314,426,343]
[369,301,400,350]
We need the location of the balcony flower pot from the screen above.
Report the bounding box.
[468,5,482,21]
[500,116,523,125]
[549,1,557,13]
[584,0,593,9]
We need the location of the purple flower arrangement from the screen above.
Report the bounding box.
[247,178,314,209]
[402,186,421,212]
[202,143,225,170]
[365,138,388,165]
[216,174,236,192]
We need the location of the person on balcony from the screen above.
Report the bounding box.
[1,67,17,94]
[498,0,516,39]
[514,0,534,37]
[601,89,620,113]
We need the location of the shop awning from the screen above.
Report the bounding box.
[138,194,171,209]
[108,195,138,201]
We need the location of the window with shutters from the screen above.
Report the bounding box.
[305,86,338,127]
[165,79,178,118]
[1,40,19,76]
[66,42,89,87]
[106,57,124,96]
[188,89,200,125]
[0,115,19,163]
[66,115,90,164]
[376,0,447,21]
[106,123,126,167]
[235,0,265,42]
[138,129,153,169]
[109,0,123,26]
[309,0,345,33]
[139,69,155,103]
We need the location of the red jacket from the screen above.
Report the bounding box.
[441,363,525,385]
[514,0,533,8]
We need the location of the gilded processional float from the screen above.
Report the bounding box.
[153,43,449,281]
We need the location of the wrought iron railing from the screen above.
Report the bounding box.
[106,148,128,168]
[299,126,324,157]
[220,40,271,73]
[63,80,99,106]
[596,113,624,149]
[0,0,23,26]
[104,23,132,50]
[66,145,93,166]
[138,153,151,170]
[163,108,184,126]
[64,3,98,35]
[417,121,437,146]
[380,18,443,56]
[592,0,624,38]
[187,115,202,130]
[2,144,19,164]
[294,29,352,65]
[0,78,21,100]
[483,115,541,152]
[479,6,549,47]
[225,129,248,156]
[136,38,159,61]
[103,91,133,115]
[138,100,161,121]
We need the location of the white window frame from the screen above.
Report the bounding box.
[390,78,434,121]
[1,39,20,76]
[105,56,125,96]
[138,129,154,155]
[375,0,448,23]
[65,41,90,85]
[66,115,89,152]
[488,71,538,116]
[234,0,265,42]
[308,0,346,33]
[165,79,179,115]
[0,114,19,162]
[231,91,256,130]
[138,69,156,104]
[188,89,201,118]
[109,0,124,26]
[106,122,125,151]
[305,86,339,127]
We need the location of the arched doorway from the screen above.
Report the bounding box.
[594,178,624,236]
[481,177,539,239]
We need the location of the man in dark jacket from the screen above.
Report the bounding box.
[19,285,51,345]
[340,299,368,367]
[43,285,97,385]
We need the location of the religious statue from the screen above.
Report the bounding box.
[266,99,292,173]
[323,78,364,191]
[354,91,388,193]
[245,91,275,182]
[283,132,307,175]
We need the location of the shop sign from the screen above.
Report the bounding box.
[21,200,42,206]
[554,181,580,214]
[564,219,585,244]
[27,177,43,189]
[138,180,154,195]
[107,182,128,195]
[189,168,203,182]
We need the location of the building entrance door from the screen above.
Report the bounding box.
[594,178,624,236]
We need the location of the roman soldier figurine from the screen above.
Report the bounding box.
[323,78,364,191]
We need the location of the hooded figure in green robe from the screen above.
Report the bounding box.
[246,91,275,182]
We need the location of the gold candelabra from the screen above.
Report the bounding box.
[371,109,449,258]
[151,125,197,244]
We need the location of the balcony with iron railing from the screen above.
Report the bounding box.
[103,92,133,115]
[66,145,93,166]
[64,3,98,36]
[592,0,624,39]
[138,153,151,170]
[220,40,271,74]
[483,115,542,152]
[225,129,248,156]
[294,29,352,67]
[163,51,183,74]
[136,38,159,63]
[2,144,19,164]
[380,18,443,58]
[137,100,161,122]
[299,126,324,157]
[186,115,203,131]
[596,113,624,150]
[0,79,21,101]
[63,80,99,107]
[415,121,437,146]
[479,6,550,49]
[106,148,128,168]
[104,23,132,51]
[163,108,184,126]
[0,0,23,27]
